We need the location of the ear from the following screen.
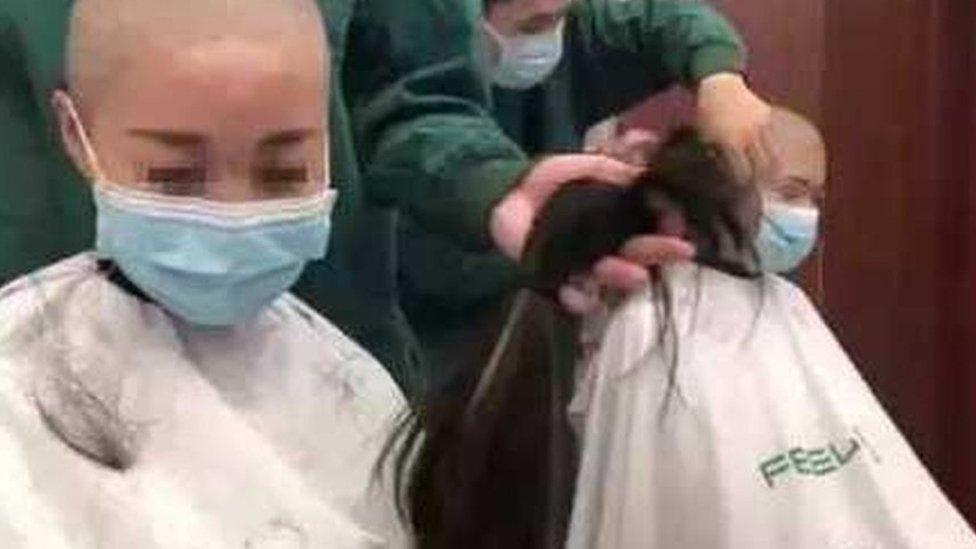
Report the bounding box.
[51,90,97,182]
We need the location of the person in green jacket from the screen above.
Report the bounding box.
[0,0,694,399]
[398,0,775,381]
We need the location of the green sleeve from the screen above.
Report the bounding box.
[344,0,531,249]
[0,7,92,283]
[574,0,747,122]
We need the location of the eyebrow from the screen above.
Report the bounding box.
[785,175,812,188]
[788,175,827,195]
[258,129,319,148]
[127,129,205,148]
[780,176,826,203]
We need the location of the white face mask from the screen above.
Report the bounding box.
[483,19,565,90]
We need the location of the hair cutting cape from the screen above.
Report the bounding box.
[0,254,406,548]
[567,265,976,549]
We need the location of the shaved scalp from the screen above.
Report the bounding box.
[66,0,328,114]
[768,108,827,188]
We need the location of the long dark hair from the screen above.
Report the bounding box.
[386,128,761,549]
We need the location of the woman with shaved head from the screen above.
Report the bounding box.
[0,0,408,546]
[0,0,702,401]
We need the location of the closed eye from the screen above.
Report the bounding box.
[258,166,307,182]
[145,166,206,196]
[770,176,823,206]
[254,166,309,196]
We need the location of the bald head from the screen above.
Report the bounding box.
[67,0,328,113]
[767,107,827,193]
[740,107,827,213]
[56,0,331,200]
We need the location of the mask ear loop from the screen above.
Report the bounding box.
[61,94,109,184]
[481,18,508,55]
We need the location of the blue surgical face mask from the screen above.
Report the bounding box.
[483,19,565,90]
[65,96,334,326]
[755,202,820,273]
[94,185,335,326]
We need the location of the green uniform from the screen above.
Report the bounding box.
[0,0,528,398]
[399,0,746,381]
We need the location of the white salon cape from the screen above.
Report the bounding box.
[567,265,976,549]
[0,254,407,548]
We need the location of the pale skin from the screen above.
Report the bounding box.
[757,108,827,208]
[53,2,329,204]
[485,0,776,312]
